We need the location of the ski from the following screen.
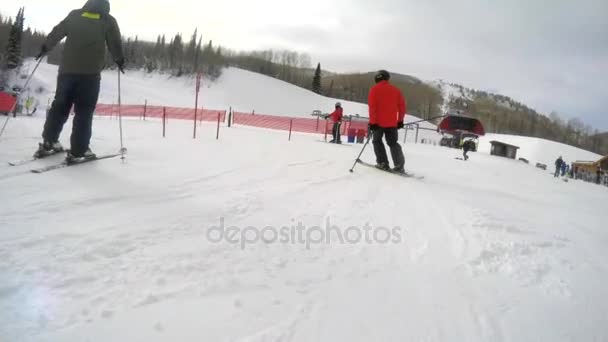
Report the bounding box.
[356,159,424,179]
[31,154,121,174]
[8,151,64,166]
[316,140,353,146]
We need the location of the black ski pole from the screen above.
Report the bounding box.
[117,69,126,160]
[0,58,43,142]
[349,134,372,173]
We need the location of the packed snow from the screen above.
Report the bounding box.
[1,62,607,342]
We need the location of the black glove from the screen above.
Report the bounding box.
[397,121,404,129]
[116,58,126,74]
[368,124,379,132]
[36,45,48,61]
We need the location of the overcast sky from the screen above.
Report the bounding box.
[3,0,608,130]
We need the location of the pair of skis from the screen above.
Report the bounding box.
[8,151,121,174]
[355,159,424,180]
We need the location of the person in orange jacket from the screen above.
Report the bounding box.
[328,102,343,144]
[368,70,407,172]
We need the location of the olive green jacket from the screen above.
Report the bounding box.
[44,0,123,74]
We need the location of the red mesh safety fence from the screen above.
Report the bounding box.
[95,104,226,122]
[95,104,369,137]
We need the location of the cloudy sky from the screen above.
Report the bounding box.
[4,0,608,130]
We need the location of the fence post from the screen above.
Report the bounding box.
[193,108,198,139]
[193,103,198,140]
[315,116,319,132]
[163,107,166,138]
[143,100,147,120]
[228,107,232,127]
[216,112,221,140]
[415,124,420,144]
[289,119,293,141]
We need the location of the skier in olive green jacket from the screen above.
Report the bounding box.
[35,0,124,162]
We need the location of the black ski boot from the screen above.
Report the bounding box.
[66,148,96,164]
[34,141,64,158]
[392,166,406,174]
[375,162,390,171]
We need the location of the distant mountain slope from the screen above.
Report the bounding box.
[432,79,608,155]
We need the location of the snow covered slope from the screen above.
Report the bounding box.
[1,116,608,342]
[21,59,600,165]
[24,59,369,118]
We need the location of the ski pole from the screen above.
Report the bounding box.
[117,70,126,160]
[0,58,43,142]
[349,133,372,173]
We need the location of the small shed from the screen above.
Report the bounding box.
[572,161,597,175]
[599,155,608,170]
[490,141,520,159]
[572,155,608,176]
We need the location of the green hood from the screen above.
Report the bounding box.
[83,0,110,15]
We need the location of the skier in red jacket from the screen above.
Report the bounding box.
[368,70,407,172]
[328,102,343,144]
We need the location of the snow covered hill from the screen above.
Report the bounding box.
[1,61,607,341]
[1,115,607,341]
[24,59,371,119]
[18,59,601,166]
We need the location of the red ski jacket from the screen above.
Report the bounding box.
[329,107,343,123]
[368,81,406,128]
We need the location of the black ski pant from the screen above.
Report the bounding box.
[42,73,100,156]
[372,127,404,168]
[331,122,342,143]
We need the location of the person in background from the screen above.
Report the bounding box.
[328,102,343,144]
[462,139,475,161]
[24,95,39,115]
[554,156,564,178]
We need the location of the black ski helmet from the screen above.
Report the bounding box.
[83,0,110,14]
[374,70,390,83]
[335,102,342,108]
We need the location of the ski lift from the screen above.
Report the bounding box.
[438,115,485,136]
[437,115,485,151]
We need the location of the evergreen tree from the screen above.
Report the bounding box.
[186,28,198,73]
[4,7,25,70]
[312,62,322,94]
[168,33,183,75]
[194,36,202,73]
